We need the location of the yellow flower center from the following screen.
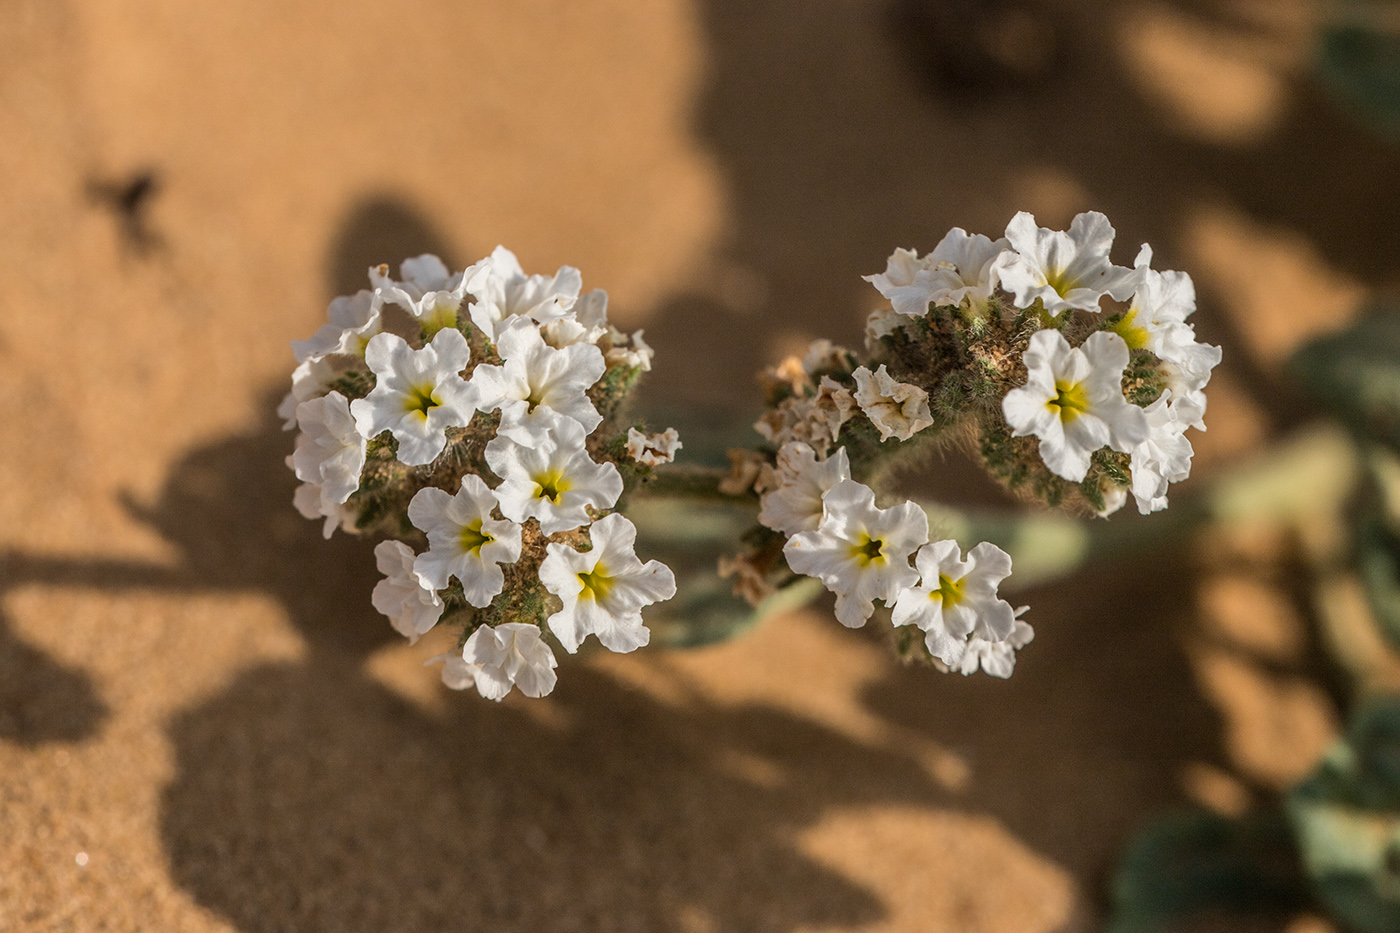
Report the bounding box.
[1112,307,1150,350]
[403,383,442,418]
[849,534,885,567]
[1043,265,1080,298]
[1045,380,1088,423]
[534,470,570,504]
[578,562,614,602]
[930,573,966,607]
[458,520,493,555]
[421,300,460,338]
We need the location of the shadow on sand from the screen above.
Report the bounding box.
[14,0,1389,924]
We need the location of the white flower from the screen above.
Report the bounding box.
[564,291,654,373]
[813,376,857,438]
[441,623,559,700]
[371,540,445,643]
[485,416,623,535]
[291,289,385,363]
[464,245,582,343]
[540,315,604,350]
[865,230,1009,316]
[758,443,851,536]
[1002,329,1150,482]
[539,513,677,653]
[627,427,682,467]
[604,327,654,372]
[1128,390,1195,515]
[956,615,1034,679]
[470,316,605,444]
[278,355,340,430]
[1112,245,1220,431]
[290,391,366,506]
[573,288,609,327]
[407,476,524,608]
[372,254,470,338]
[351,328,480,466]
[864,307,909,351]
[1112,245,1197,354]
[370,254,458,297]
[996,211,1138,314]
[1158,331,1222,431]
[863,248,934,318]
[292,481,356,539]
[802,339,853,375]
[783,479,928,628]
[891,540,1017,666]
[923,228,1010,309]
[852,364,934,442]
[539,289,610,349]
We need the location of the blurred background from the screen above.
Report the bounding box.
[3,0,1400,930]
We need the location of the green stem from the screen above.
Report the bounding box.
[638,463,757,503]
[921,423,1360,592]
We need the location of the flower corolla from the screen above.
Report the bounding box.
[758,443,851,536]
[464,245,582,343]
[1128,390,1195,515]
[486,416,623,535]
[864,230,1009,317]
[291,289,384,364]
[470,315,605,445]
[1002,329,1149,482]
[783,479,928,628]
[290,391,366,507]
[371,540,445,643]
[627,427,682,467]
[852,364,934,442]
[438,623,559,700]
[407,477,524,608]
[351,328,480,466]
[956,616,1034,679]
[996,211,1138,314]
[372,254,471,337]
[891,540,1017,666]
[539,513,678,653]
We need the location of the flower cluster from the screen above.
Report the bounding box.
[283,247,679,699]
[720,211,1220,676]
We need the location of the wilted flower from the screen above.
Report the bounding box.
[852,364,934,442]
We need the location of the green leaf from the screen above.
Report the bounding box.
[1290,308,1400,450]
[1107,808,1305,933]
[1359,515,1400,652]
[1289,697,1400,932]
[626,497,817,648]
[1317,19,1400,141]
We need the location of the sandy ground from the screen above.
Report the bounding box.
[1,0,1395,929]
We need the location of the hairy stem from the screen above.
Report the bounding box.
[638,464,757,503]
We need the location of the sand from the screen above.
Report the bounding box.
[1,0,1391,929]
